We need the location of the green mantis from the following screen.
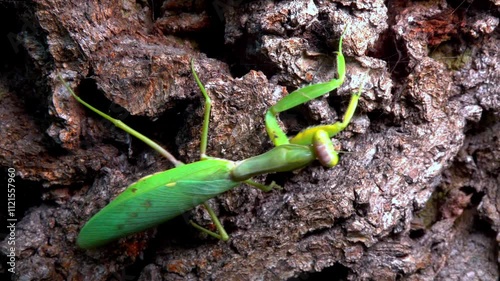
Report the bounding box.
[60,29,364,249]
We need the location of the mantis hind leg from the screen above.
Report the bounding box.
[58,76,184,167]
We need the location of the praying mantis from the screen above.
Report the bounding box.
[60,29,364,249]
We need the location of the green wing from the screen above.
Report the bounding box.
[77,159,238,249]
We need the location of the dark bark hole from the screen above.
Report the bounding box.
[460,186,484,207]
[154,214,198,243]
[0,171,43,221]
[366,28,411,80]
[354,202,370,217]
[365,109,402,132]
[227,33,281,78]
[263,172,289,189]
[447,0,491,11]
[472,216,497,238]
[409,228,426,239]
[286,263,349,281]
[281,106,314,135]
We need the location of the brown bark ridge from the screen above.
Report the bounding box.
[0,0,498,280]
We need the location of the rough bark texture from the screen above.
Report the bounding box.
[0,0,499,280]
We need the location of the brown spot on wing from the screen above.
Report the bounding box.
[143,199,152,209]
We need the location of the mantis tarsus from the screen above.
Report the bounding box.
[60,29,364,249]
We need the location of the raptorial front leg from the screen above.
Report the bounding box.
[265,27,348,147]
[290,78,365,167]
[289,83,363,146]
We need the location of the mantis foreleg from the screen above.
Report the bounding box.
[265,27,347,147]
[264,25,363,168]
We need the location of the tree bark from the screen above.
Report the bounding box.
[0,0,498,280]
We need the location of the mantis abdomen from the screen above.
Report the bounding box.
[77,159,237,248]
